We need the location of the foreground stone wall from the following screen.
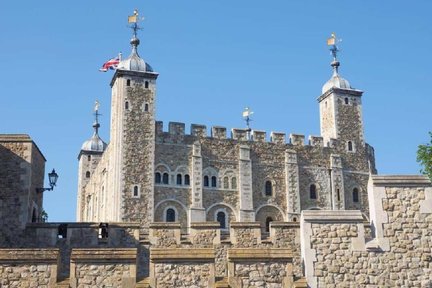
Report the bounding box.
[301,175,432,287]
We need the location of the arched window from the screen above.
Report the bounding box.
[211,176,217,188]
[126,79,131,86]
[133,185,139,197]
[85,171,91,178]
[144,103,149,112]
[125,101,129,110]
[204,176,209,187]
[155,172,161,184]
[344,97,349,104]
[184,174,190,186]
[353,188,359,203]
[166,208,176,222]
[216,211,226,229]
[348,141,353,152]
[265,217,273,233]
[231,177,237,189]
[223,177,229,189]
[145,81,149,88]
[176,174,182,185]
[162,173,169,184]
[87,155,91,161]
[265,181,272,196]
[310,184,317,199]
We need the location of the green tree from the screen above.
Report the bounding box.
[40,209,48,223]
[417,132,432,179]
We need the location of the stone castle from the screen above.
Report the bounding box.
[0,13,431,288]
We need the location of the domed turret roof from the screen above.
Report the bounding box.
[117,37,154,72]
[81,129,107,152]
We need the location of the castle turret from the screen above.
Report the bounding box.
[319,34,364,153]
[107,10,158,226]
[77,102,107,221]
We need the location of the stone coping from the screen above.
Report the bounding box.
[301,210,363,223]
[0,249,59,263]
[227,248,292,261]
[0,134,32,141]
[371,175,431,186]
[26,222,141,229]
[230,222,261,228]
[71,248,137,262]
[150,248,215,262]
[149,222,181,229]
[190,222,220,229]
[270,221,300,228]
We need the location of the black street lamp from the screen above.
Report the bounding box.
[36,169,59,193]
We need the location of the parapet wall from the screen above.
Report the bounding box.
[156,120,331,147]
[301,175,432,287]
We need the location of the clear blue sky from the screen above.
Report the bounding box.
[1,1,431,221]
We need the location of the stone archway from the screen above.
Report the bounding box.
[255,205,284,234]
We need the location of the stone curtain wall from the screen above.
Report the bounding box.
[0,249,59,287]
[0,265,53,287]
[301,175,432,287]
[236,262,288,288]
[75,263,130,286]
[154,263,212,288]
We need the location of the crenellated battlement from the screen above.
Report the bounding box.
[155,121,335,148]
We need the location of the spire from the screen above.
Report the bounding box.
[80,101,107,153]
[116,9,154,73]
[321,33,351,93]
[327,32,341,76]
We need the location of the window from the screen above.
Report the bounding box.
[310,184,317,199]
[184,174,190,186]
[231,177,237,189]
[166,208,176,222]
[211,176,217,188]
[144,103,149,112]
[176,174,182,185]
[133,185,139,197]
[145,81,149,88]
[265,217,273,233]
[125,101,129,110]
[126,79,131,86]
[162,173,169,184]
[223,177,229,189]
[265,181,272,196]
[348,141,353,152]
[337,189,341,201]
[204,176,209,187]
[216,211,226,229]
[155,172,161,184]
[353,188,359,203]
[87,155,91,161]
[85,171,91,178]
[345,97,349,104]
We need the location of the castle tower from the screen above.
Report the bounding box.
[318,34,364,152]
[107,11,158,226]
[77,102,107,221]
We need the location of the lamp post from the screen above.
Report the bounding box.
[36,169,59,193]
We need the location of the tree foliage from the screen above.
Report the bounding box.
[417,132,432,179]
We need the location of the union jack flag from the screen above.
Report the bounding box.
[99,56,120,72]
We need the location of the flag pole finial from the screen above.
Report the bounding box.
[326,32,342,74]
